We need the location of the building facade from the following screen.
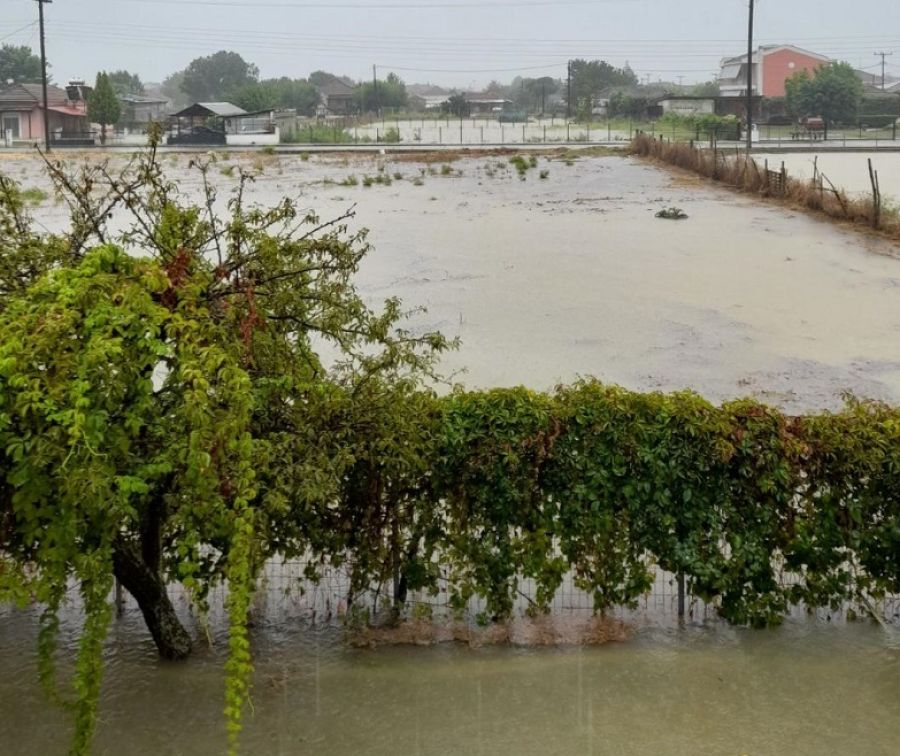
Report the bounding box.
[718,45,831,98]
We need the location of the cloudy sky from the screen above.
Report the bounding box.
[4,0,900,88]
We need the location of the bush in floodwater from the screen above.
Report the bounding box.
[539,169,550,180]
[339,174,359,187]
[19,186,49,204]
[382,127,402,143]
[0,142,451,755]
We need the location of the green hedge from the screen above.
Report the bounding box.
[297,382,900,627]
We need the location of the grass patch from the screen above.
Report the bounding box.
[220,165,235,177]
[539,169,550,180]
[339,175,359,187]
[21,187,49,205]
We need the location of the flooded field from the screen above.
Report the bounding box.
[7,148,899,411]
[1,598,899,756]
[3,148,900,754]
[755,151,900,204]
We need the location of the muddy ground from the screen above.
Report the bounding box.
[4,149,900,412]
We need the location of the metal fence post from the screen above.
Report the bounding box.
[677,573,685,618]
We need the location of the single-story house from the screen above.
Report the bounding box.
[464,96,512,115]
[315,77,357,115]
[657,96,716,116]
[422,94,451,111]
[718,45,831,98]
[407,94,427,112]
[168,102,278,146]
[656,94,763,121]
[119,95,169,126]
[0,82,90,146]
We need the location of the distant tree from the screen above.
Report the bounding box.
[568,59,638,115]
[690,80,721,97]
[0,44,44,84]
[160,70,189,109]
[229,78,320,116]
[180,51,258,102]
[442,92,470,117]
[785,61,863,124]
[607,91,651,119]
[523,77,559,113]
[107,70,145,96]
[87,72,121,145]
[355,72,408,113]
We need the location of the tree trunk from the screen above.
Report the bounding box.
[112,540,192,660]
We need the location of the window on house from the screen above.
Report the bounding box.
[2,114,20,139]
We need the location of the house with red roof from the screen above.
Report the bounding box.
[0,82,90,146]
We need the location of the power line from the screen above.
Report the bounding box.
[0,20,38,42]
[117,0,640,8]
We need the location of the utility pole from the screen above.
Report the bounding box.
[566,61,571,119]
[874,51,893,90]
[36,0,53,152]
[372,64,378,116]
[746,0,754,152]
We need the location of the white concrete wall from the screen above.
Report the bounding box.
[226,128,279,146]
[660,99,715,116]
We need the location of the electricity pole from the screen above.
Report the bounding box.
[36,0,53,152]
[874,51,893,90]
[746,0,754,152]
[566,61,571,119]
[372,64,378,115]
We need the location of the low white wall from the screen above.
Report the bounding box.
[226,128,279,146]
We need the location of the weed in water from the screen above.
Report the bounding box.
[220,165,235,178]
[300,152,310,162]
[539,170,550,180]
[528,155,538,168]
[509,155,530,179]
[339,175,359,187]
[21,187,49,205]
[362,175,375,187]
[440,164,453,176]
[393,172,403,181]
[412,177,425,186]
[261,146,276,155]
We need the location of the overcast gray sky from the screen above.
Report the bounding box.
[4,0,900,88]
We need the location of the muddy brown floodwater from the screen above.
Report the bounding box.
[7,149,899,411]
[2,150,900,755]
[1,601,899,756]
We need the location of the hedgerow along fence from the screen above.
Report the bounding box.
[236,383,900,630]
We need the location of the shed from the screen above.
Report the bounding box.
[168,102,279,146]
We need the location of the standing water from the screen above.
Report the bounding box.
[2,151,900,754]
